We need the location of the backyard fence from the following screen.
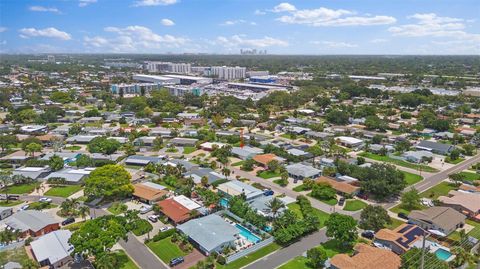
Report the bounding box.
[226,237,275,264]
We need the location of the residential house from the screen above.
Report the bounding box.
[415,140,455,155]
[403,150,434,163]
[199,142,227,151]
[13,166,51,180]
[0,150,35,164]
[66,135,99,144]
[286,148,311,158]
[336,136,364,148]
[330,243,401,269]
[124,155,164,166]
[247,195,289,218]
[316,176,360,196]
[157,195,201,225]
[285,163,321,181]
[5,210,60,237]
[133,182,169,204]
[185,168,224,185]
[253,153,284,168]
[40,152,81,164]
[374,224,427,254]
[217,180,264,200]
[408,206,466,235]
[30,230,74,268]
[170,137,199,147]
[19,125,48,135]
[438,190,480,219]
[231,146,263,160]
[177,214,238,256]
[44,167,94,184]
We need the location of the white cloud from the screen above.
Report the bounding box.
[272,2,296,13]
[133,0,177,7]
[370,38,388,43]
[273,4,395,27]
[215,35,288,48]
[388,13,480,41]
[0,27,7,33]
[254,9,266,15]
[221,20,256,26]
[19,27,72,40]
[84,25,188,52]
[29,6,61,13]
[161,19,175,26]
[79,0,97,7]
[312,41,358,48]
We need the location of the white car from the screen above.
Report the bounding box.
[160,226,172,232]
[20,204,29,211]
[140,205,153,214]
[39,197,52,203]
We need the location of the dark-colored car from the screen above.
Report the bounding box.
[170,257,184,267]
[398,212,408,220]
[263,189,274,196]
[62,217,75,226]
[361,231,375,240]
[338,197,345,206]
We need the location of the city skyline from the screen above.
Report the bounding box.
[0,0,479,55]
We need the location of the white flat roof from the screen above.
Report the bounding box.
[173,195,200,210]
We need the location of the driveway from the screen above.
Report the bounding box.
[175,249,205,269]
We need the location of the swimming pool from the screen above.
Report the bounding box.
[435,248,452,261]
[236,224,261,243]
[220,198,229,208]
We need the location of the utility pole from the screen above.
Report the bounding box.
[420,230,426,269]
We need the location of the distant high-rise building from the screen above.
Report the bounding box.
[47,55,55,63]
[145,61,191,74]
[211,66,246,80]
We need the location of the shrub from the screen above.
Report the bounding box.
[151,228,176,242]
[217,255,226,265]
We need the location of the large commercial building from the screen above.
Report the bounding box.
[211,66,246,80]
[146,61,191,74]
[165,85,203,96]
[162,74,213,85]
[132,74,180,84]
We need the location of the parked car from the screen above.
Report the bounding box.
[398,212,408,220]
[170,257,184,267]
[263,189,274,196]
[62,217,75,226]
[160,226,172,232]
[338,197,345,206]
[148,215,158,223]
[361,230,375,240]
[39,197,52,203]
[20,204,29,211]
[140,205,153,214]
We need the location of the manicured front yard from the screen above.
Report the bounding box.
[390,204,427,216]
[45,185,82,198]
[343,200,367,211]
[27,201,57,210]
[278,256,310,269]
[182,146,197,154]
[216,243,281,269]
[288,202,330,228]
[258,170,280,179]
[317,239,354,258]
[445,158,464,164]
[1,182,40,194]
[459,171,480,182]
[231,160,245,166]
[420,181,457,199]
[131,219,153,236]
[386,217,406,230]
[466,220,480,240]
[308,193,337,205]
[402,171,423,186]
[147,236,186,264]
[292,184,310,192]
[0,200,23,207]
[358,152,438,172]
[114,250,139,269]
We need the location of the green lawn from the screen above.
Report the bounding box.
[108,202,128,215]
[318,239,354,258]
[459,172,480,182]
[308,193,337,205]
[466,220,480,240]
[445,158,464,164]
[402,171,423,186]
[292,184,311,192]
[278,256,310,269]
[27,201,57,210]
[114,250,139,269]
[131,219,153,236]
[420,181,457,199]
[64,145,81,151]
[0,200,23,207]
[343,200,367,211]
[1,182,40,194]
[216,243,281,269]
[45,185,82,198]
[358,152,438,172]
[287,203,330,228]
[182,146,197,154]
[390,203,427,216]
[147,237,186,264]
[258,171,280,179]
[231,160,245,166]
[386,217,406,230]
[0,246,31,265]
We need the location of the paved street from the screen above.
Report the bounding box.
[244,229,328,269]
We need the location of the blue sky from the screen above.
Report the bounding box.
[0,0,479,54]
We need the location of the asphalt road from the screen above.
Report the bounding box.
[244,229,328,269]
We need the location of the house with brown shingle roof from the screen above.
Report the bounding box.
[408,206,466,235]
[374,224,427,255]
[252,153,284,168]
[316,176,360,196]
[438,190,480,219]
[330,243,401,269]
[133,182,169,204]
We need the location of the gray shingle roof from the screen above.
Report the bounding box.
[285,163,321,178]
[6,210,58,232]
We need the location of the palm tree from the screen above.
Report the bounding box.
[221,167,231,179]
[451,246,476,267]
[78,206,90,221]
[0,172,12,204]
[266,197,285,219]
